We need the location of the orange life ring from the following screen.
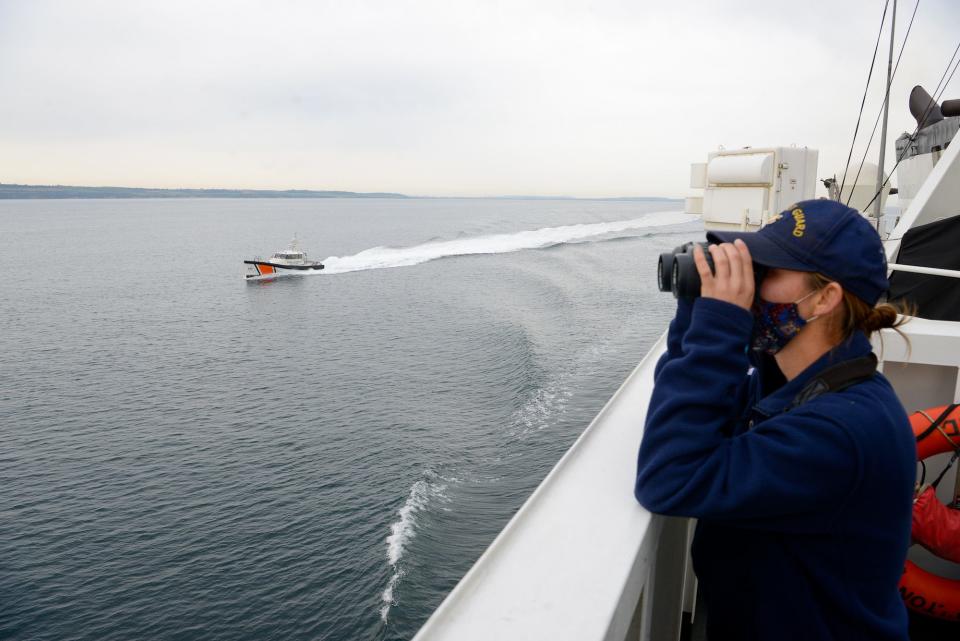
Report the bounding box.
[900,405,960,621]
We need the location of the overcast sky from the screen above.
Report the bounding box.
[1,0,958,197]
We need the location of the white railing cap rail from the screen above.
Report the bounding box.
[888,263,960,279]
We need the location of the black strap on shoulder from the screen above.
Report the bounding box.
[790,353,879,410]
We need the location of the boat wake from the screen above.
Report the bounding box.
[320,211,696,275]
[511,378,574,437]
[380,470,454,622]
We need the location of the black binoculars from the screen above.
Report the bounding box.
[658,241,766,299]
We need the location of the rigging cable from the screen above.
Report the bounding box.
[846,0,920,206]
[839,0,891,198]
[861,40,960,213]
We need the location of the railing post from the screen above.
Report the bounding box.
[646,516,691,641]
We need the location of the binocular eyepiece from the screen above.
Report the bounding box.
[658,241,766,299]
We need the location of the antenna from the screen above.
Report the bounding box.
[874,0,897,219]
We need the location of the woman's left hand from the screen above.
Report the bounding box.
[693,239,755,311]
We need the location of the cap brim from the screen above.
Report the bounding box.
[705,230,817,271]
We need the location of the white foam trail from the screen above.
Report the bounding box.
[512,380,573,436]
[509,334,627,437]
[380,475,450,621]
[321,210,695,275]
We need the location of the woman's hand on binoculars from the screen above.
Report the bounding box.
[694,240,755,311]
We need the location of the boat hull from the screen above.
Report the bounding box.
[243,260,325,279]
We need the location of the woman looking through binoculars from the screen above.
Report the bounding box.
[635,199,915,641]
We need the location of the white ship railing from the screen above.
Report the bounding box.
[887,263,960,279]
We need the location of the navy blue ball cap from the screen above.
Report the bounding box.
[706,199,889,305]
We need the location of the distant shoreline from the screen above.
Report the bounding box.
[0,184,407,199]
[0,183,679,201]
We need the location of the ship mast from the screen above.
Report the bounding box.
[874,0,897,219]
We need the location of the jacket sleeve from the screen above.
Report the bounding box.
[653,297,695,381]
[635,297,861,524]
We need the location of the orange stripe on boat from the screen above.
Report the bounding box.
[259,264,274,275]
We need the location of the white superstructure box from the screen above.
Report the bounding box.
[690,163,707,189]
[686,146,819,231]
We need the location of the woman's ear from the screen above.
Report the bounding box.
[815,282,844,317]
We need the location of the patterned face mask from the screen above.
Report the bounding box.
[751,290,820,355]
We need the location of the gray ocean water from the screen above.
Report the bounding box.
[1,198,700,641]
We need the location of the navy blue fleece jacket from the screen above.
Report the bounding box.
[635,297,915,641]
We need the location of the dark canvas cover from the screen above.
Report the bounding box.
[888,214,960,321]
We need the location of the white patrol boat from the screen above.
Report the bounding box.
[244,235,325,279]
